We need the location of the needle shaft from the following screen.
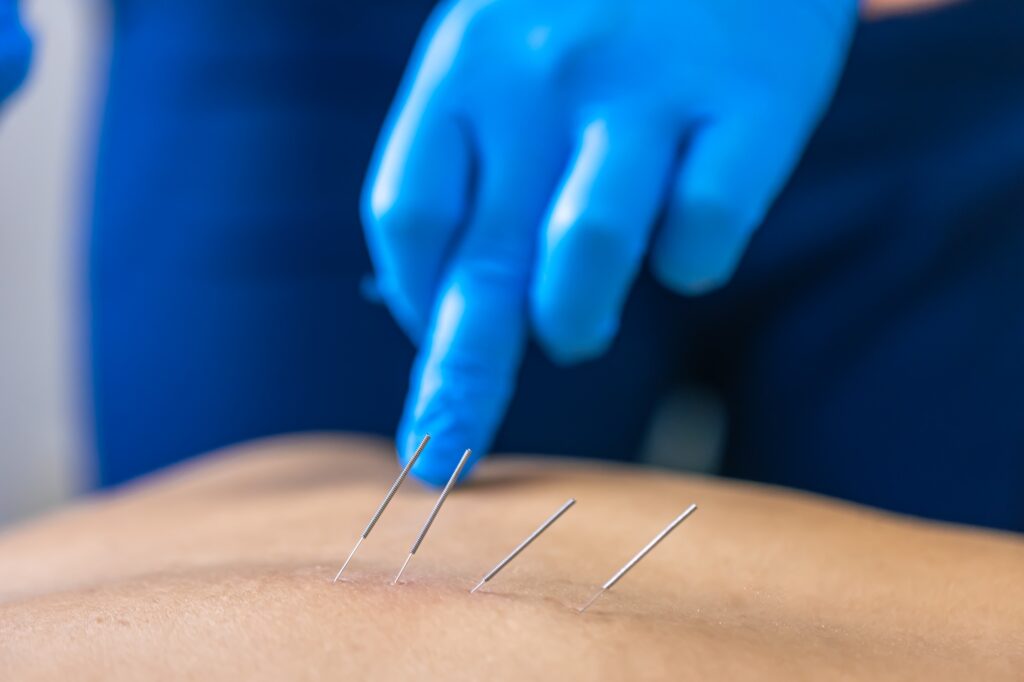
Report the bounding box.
[363,434,432,538]
[579,503,698,613]
[332,536,364,583]
[471,498,576,594]
[392,448,472,585]
[333,434,431,583]
[393,553,413,586]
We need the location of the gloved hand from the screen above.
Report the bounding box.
[363,0,858,484]
[0,0,31,107]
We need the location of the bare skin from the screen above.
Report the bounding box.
[0,434,1021,681]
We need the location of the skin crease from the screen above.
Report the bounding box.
[0,435,1021,681]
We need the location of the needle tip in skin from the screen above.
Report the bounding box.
[393,553,413,585]
[332,434,432,584]
[470,579,486,595]
[578,589,604,614]
[333,536,364,583]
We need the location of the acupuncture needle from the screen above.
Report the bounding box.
[578,503,698,614]
[393,448,472,585]
[332,434,432,583]
[471,498,576,594]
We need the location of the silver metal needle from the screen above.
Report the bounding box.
[470,498,576,594]
[394,553,413,585]
[333,536,364,582]
[332,434,431,583]
[392,448,472,585]
[578,503,698,614]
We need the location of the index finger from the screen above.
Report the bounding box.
[398,141,555,485]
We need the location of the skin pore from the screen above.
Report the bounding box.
[0,434,1021,681]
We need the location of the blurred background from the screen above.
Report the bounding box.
[0,0,103,525]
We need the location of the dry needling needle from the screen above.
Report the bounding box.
[332,434,432,583]
[578,503,698,614]
[393,448,472,585]
[471,498,576,594]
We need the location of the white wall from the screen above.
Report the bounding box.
[0,0,104,525]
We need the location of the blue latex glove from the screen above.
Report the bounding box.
[0,0,31,107]
[363,0,858,484]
